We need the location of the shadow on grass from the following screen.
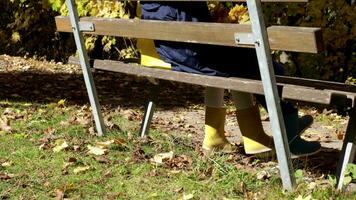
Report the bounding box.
[0,70,205,109]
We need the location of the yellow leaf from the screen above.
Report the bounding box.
[73,166,90,174]
[11,32,21,43]
[57,99,66,106]
[53,139,69,153]
[87,145,107,156]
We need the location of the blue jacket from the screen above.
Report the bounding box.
[140,3,283,78]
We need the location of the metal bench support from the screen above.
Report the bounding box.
[66,0,106,136]
[336,107,356,190]
[246,0,295,190]
[140,82,160,138]
[140,101,156,138]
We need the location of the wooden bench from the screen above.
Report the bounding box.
[56,0,356,190]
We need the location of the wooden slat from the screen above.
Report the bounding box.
[91,59,351,105]
[55,16,323,53]
[276,76,356,93]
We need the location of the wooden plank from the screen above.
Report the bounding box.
[276,76,356,93]
[55,16,323,53]
[91,59,346,105]
[68,56,356,106]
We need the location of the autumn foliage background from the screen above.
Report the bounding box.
[0,0,355,82]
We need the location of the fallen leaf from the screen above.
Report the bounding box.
[87,145,107,156]
[0,117,12,133]
[73,166,90,174]
[256,170,271,180]
[39,143,51,150]
[44,127,56,135]
[308,182,317,190]
[96,140,115,148]
[151,151,174,164]
[57,99,66,106]
[1,161,12,167]
[88,127,96,135]
[180,193,194,200]
[295,194,314,200]
[114,137,127,146]
[55,189,65,200]
[53,139,69,153]
[0,173,14,180]
[62,157,77,170]
[73,145,81,152]
[336,130,345,140]
[95,156,111,164]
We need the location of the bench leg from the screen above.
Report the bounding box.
[66,0,105,136]
[139,81,159,137]
[247,0,295,190]
[336,107,356,190]
[140,101,156,138]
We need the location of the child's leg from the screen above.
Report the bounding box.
[231,91,273,154]
[254,62,320,157]
[255,62,313,135]
[202,87,236,152]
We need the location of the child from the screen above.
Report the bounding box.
[139,2,320,156]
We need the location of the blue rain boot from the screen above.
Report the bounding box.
[284,110,321,158]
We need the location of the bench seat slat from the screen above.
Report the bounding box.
[90,59,355,106]
[55,16,323,53]
[276,76,356,93]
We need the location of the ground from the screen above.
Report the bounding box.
[0,54,355,199]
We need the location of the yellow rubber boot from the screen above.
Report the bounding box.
[137,39,172,70]
[236,106,274,154]
[136,2,171,70]
[202,107,237,153]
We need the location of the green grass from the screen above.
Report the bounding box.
[0,101,355,199]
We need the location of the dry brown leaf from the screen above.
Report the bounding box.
[151,151,174,164]
[96,140,115,148]
[256,170,271,180]
[55,189,65,200]
[114,137,127,145]
[62,157,77,170]
[44,127,56,135]
[88,127,96,135]
[336,130,345,140]
[95,156,111,164]
[122,109,141,121]
[0,173,14,180]
[39,143,51,150]
[0,117,12,133]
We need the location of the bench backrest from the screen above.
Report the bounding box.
[55,16,323,54]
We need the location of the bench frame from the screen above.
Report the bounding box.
[63,0,356,191]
